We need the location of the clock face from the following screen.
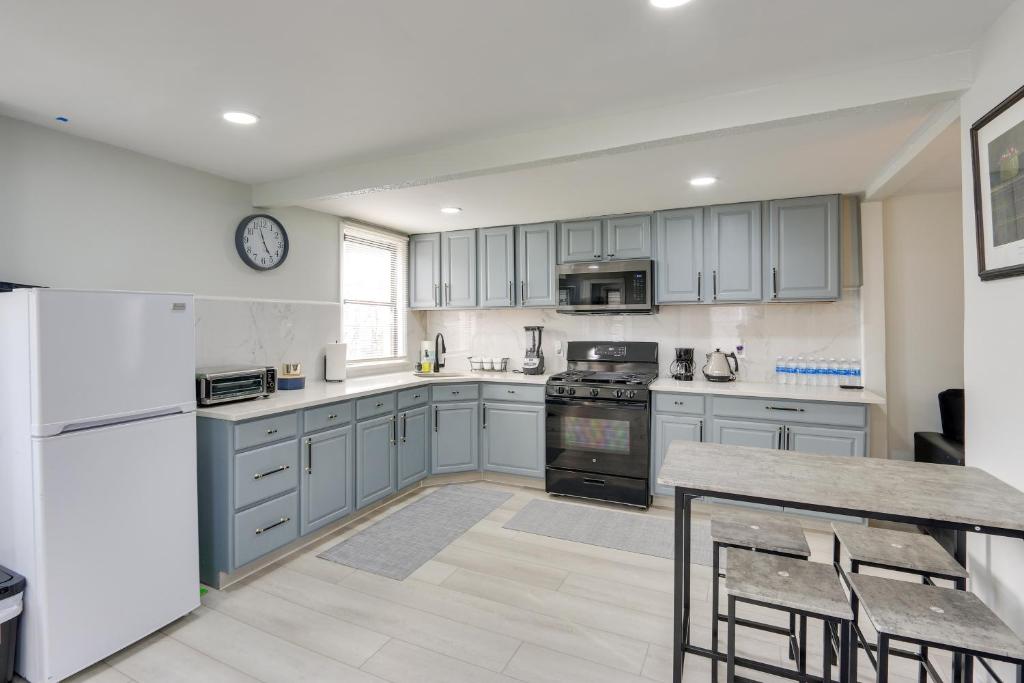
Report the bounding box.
[235,214,289,271]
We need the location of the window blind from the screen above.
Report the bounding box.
[342,223,408,362]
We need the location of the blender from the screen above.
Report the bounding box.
[523,326,545,375]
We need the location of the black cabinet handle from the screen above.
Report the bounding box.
[509,280,514,305]
[305,437,313,473]
[583,478,606,487]
[766,406,805,412]
[697,272,702,300]
[401,413,407,443]
[255,517,289,535]
[253,464,290,480]
[434,406,438,432]
[712,270,718,300]
[521,280,526,303]
[265,428,278,435]
[699,420,704,442]
[772,267,778,299]
[482,403,487,429]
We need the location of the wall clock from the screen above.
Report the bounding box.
[235,214,289,271]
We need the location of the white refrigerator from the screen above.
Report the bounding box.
[0,289,200,682]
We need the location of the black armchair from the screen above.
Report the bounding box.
[913,388,965,565]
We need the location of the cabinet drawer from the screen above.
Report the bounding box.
[712,396,866,428]
[481,383,545,403]
[233,491,299,568]
[432,384,479,402]
[234,413,298,451]
[356,393,396,420]
[304,401,353,433]
[234,440,300,510]
[397,387,429,410]
[654,393,705,415]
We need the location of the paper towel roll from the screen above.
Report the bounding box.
[325,343,347,382]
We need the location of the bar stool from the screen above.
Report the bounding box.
[847,572,1024,683]
[725,548,853,683]
[832,523,968,683]
[711,508,813,680]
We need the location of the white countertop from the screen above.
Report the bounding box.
[649,378,885,405]
[196,371,550,421]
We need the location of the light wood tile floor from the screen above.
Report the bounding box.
[30,483,948,683]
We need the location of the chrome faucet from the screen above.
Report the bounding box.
[433,333,446,373]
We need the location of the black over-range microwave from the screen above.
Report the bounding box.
[556,258,655,314]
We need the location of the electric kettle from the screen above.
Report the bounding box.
[703,348,739,382]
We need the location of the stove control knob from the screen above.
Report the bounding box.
[590,388,600,397]
[556,386,565,394]
[614,389,624,398]
[626,390,637,399]
[567,387,577,396]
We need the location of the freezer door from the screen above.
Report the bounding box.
[29,412,199,682]
[29,289,196,436]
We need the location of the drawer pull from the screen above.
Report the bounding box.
[766,406,805,413]
[583,478,606,487]
[452,391,460,395]
[265,428,278,435]
[327,413,338,420]
[674,401,686,405]
[376,401,384,408]
[507,389,516,394]
[255,517,290,535]
[413,394,420,399]
[253,464,290,480]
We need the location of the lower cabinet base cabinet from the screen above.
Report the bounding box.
[300,425,355,535]
[356,414,397,509]
[652,414,703,497]
[481,402,544,477]
[398,405,430,489]
[432,402,479,473]
[710,418,784,511]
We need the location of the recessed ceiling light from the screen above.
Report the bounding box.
[650,0,693,8]
[223,111,259,125]
[440,207,462,214]
[689,176,717,187]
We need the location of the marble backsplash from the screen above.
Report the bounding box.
[422,289,864,383]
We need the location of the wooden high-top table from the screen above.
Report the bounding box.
[657,441,1024,683]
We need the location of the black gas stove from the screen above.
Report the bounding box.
[545,342,658,509]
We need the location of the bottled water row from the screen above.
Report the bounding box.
[774,356,861,386]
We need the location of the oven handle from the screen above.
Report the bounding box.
[545,397,649,411]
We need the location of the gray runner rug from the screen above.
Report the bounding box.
[319,484,513,580]
[503,498,714,567]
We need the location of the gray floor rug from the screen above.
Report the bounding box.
[319,484,513,580]
[503,498,714,567]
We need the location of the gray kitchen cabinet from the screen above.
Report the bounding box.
[398,405,430,488]
[604,214,652,260]
[712,418,782,450]
[300,424,354,535]
[768,195,840,301]
[785,424,865,458]
[517,222,558,307]
[559,219,603,263]
[409,233,441,309]
[654,208,704,303]
[478,226,516,308]
[441,229,477,308]
[356,413,397,509]
[432,401,479,473]
[652,413,703,497]
[706,202,761,302]
[481,402,544,477]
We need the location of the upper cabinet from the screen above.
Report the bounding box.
[655,208,704,304]
[705,202,762,302]
[517,222,558,307]
[409,234,441,309]
[559,219,603,263]
[441,229,478,308]
[477,226,516,308]
[604,214,652,260]
[768,195,840,301]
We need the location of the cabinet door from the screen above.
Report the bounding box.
[652,414,703,496]
[559,220,603,263]
[710,419,782,510]
[654,208,704,303]
[604,215,652,260]
[768,195,840,301]
[356,414,396,509]
[398,406,430,489]
[478,226,515,308]
[431,401,479,473]
[409,233,441,309]
[706,203,761,302]
[481,402,544,477]
[784,425,865,521]
[517,222,558,307]
[441,229,478,308]
[300,425,354,535]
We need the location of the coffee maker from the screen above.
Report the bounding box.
[670,347,695,381]
[523,326,545,375]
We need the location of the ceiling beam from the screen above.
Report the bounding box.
[253,50,972,208]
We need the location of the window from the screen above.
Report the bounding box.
[341,223,408,362]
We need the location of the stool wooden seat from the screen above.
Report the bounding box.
[725,549,852,683]
[848,572,1024,683]
[832,523,967,580]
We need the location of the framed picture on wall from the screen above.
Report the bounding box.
[971,82,1024,280]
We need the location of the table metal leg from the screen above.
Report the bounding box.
[877,635,889,683]
[840,620,851,683]
[712,542,720,682]
[799,614,808,674]
[963,655,973,683]
[953,577,967,683]
[727,595,737,683]
[674,489,693,683]
[823,620,833,683]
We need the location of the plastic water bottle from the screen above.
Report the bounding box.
[807,358,819,386]
[785,357,797,385]
[775,356,785,385]
[795,357,807,385]
[814,358,825,386]
[828,358,839,386]
[838,358,850,386]
[850,359,862,387]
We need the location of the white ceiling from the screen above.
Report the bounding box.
[0,0,1009,185]
[303,97,952,232]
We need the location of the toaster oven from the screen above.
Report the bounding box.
[195,366,277,405]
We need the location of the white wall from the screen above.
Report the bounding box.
[959,0,1024,652]
[0,115,340,301]
[883,192,965,461]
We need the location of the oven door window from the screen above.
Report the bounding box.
[561,415,630,454]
